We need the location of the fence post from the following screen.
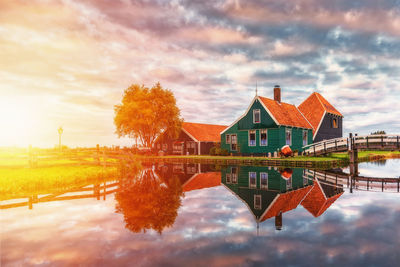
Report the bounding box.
[95,144,99,165]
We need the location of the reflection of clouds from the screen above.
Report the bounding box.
[1,179,400,266]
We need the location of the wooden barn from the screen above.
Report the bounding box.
[220,86,314,155]
[298,92,343,143]
[154,122,227,155]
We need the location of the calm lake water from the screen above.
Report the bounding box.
[1,160,400,267]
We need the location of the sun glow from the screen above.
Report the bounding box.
[0,97,39,147]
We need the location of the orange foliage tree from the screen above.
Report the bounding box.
[114,82,182,148]
[115,166,183,234]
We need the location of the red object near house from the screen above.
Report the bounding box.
[279,168,293,180]
[281,145,292,157]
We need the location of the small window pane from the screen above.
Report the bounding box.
[226,134,231,144]
[260,172,268,189]
[286,178,292,190]
[249,130,256,146]
[254,195,262,210]
[286,129,292,146]
[303,130,308,146]
[260,130,267,146]
[249,172,257,188]
[332,118,338,128]
[253,109,260,123]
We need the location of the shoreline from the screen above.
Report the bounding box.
[138,151,400,169]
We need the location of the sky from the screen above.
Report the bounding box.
[1,0,400,147]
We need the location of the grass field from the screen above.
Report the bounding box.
[0,148,140,201]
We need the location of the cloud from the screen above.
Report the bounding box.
[1,0,400,146]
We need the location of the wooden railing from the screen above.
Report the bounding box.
[303,134,400,156]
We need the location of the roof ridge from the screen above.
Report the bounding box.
[296,106,314,130]
[314,92,325,108]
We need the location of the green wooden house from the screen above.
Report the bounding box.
[221,86,313,155]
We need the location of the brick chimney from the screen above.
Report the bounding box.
[274,85,281,103]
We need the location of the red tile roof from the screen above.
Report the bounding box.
[260,185,313,222]
[183,122,227,142]
[183,172,221,192]
[298,92,342,134]
[258,96,313,129]
[301,180,344,217]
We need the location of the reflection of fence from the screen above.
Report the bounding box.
[304,170,400,193]
[0,181,120,210]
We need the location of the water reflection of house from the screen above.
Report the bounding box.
[154,122,227,155]
[301,177,344,217]
[154,163,221,192]
[221,166,313,230]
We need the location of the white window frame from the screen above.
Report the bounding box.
[253,109,261,123]
[286,178,292,190]
[249,172,257,188]
[254,195,262,210]
[260,129,268,146]
[231,134,237,151]
[226,173,231,184]
[303,130,308,146]
[248,130,256,147]
[285,128,292,146]
[231,167,238,184]
[226,134,231,144]
[260,172,268,189]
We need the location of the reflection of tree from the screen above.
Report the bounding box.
[115,167,183,234]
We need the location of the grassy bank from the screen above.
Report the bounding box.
[137,150,400,168]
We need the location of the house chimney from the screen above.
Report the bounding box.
[274,85,281,103]
[275,212,282,231]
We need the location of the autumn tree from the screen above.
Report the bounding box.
[114,83,182,148]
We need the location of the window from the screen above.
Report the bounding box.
[303,130,308,146]
[157,143,161,149]
[187,166,196,174]
[231,134,237,151]
[285,128,292,146]
[226,173,231,184]
[260,172,268,189]
[249,172,257,188]
[226,134,231,144]
[162,144,168,150]
[260,129,267,146]
[254,195,262,210]
[253,109,260,123]
[249,130,256,146]
[187,142,196,149]
[231,167,238,184]
[332,117,338,128]
[303,176,308,186]
[286,178,292,190]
